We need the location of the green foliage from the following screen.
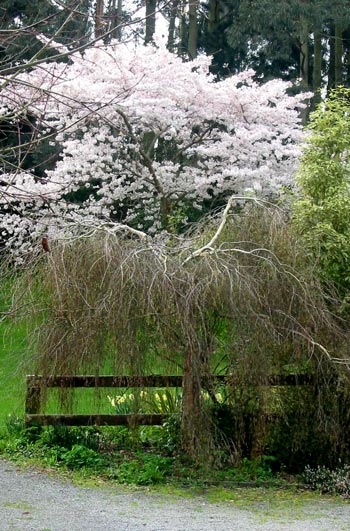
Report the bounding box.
[110,452,174,485]
[37,425,102,451]
[152,415,181,456]
[60,444,107,470]
[232,456,275,482]
[0,423,176,482]
[304,464,350,497]
[198,0,350,93]
[108,389,181,416]
[294,87,350,300]
[4,414,26,436]
[0,421,279,486]
[225,0,302,81]
[265,381,350,472]
[210,391,265,461]
[144,389,181,415]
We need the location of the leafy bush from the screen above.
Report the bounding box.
[294,86,350,303]
[110,452,174,485]
[265,382,350,472]
[304,464,350,497]
[158,415,181,455]
[60,444,107,470]
[39,425,102,452]
[232,456,275,482]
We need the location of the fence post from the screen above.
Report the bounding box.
[25,376,41,415]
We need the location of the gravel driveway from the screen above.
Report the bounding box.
[1,459,350,531]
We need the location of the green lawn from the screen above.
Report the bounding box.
[0,320,29,428]
[0,316,179,428]
[0,272,114,428]
[0,318,119,427]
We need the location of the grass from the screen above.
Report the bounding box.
[0,274,181,422]
[0,316,113,427]
[0,319,29,429]
[0,280,167,424]
[0,276,27,428]
[155,483,349,522]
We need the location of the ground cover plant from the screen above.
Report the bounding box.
[0,420,280,488]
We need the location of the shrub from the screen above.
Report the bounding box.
[304,464,350,497]
[110,452,174,485]
[60,444,107,470]
[12,204,350,466]
[294,86,350,304]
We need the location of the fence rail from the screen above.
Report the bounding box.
[25,373,317,427]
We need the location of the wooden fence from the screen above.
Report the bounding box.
[25,373,315,427]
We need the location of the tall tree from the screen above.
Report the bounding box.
[327,24,336,93]
[299,0,309,90]
[95,0,105,38]
[312,28,322,101]
[145,0,157,44]
[294,87,350,299]
[200,0,350,97]
[1,43,307,255]
[166,0,180,52]
[98,0,126,42]
[335,22,343,86]
[188,0,198,59]
[201,0,238,76]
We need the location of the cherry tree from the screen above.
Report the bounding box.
[0,41,308,258]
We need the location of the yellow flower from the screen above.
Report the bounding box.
[107,394,127,407]
[154,392,161,402]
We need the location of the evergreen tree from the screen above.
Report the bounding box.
[0,0,92,70]
[198,0,350,94]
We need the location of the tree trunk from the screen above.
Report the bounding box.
[327,24,336,93]
[114,0,123,41]
[300,15,309,89]
[188,0,198,59]
[95,0,104,39]
[335,22,343,86]
[182,344,204,459]
[312,29,322,107]
[160,196,171,230]
[167,0,179,52]
[145,0,157,44]
[208,0,219,33]
[178,1,187,56]
[299,12,310,124]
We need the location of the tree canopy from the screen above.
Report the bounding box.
[0,41,308,258]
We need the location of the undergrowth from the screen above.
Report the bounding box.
[0,419,279,487]
[303,464,350,498]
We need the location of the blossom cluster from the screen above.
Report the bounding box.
[0,41,308,258]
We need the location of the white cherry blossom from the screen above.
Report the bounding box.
[0,42,309,256]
